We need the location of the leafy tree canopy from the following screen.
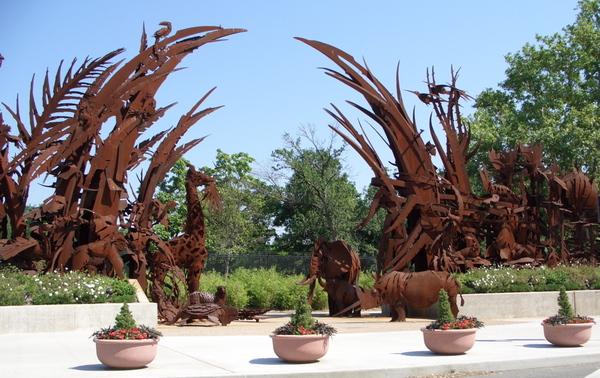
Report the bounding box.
[471,0,600,179]
[270,128,362,253]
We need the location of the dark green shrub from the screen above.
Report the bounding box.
[437,290,454,323]
[115,303,136,329]
[557,287,573,318]
[272,276,309,310]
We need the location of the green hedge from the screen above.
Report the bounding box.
[200,268,328,310]
[0,265,136,306]
[456,265,600,294]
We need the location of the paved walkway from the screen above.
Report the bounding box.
[2,317,600,378]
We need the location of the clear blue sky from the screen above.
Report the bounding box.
[1,0,580,205]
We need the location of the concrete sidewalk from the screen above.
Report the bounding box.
[1,320,599,378]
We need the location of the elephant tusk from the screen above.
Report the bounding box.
[297,276,316,285]
[317,277,326,288]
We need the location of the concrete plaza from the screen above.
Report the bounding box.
[2,314,600,378]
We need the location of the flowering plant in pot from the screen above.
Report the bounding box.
[542,287,595,347]
[421,289,484,355]
[92,303,162,368]
[271,298,336,362]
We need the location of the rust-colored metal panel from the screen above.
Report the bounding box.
[0,23,245,322]
[299,38,600,276]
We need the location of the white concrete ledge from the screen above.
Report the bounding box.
[0,302,157,334]
[408,290,600,319]
[0,279,157,334]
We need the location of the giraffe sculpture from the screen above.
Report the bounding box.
[151,164,220,296]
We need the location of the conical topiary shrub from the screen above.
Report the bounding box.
[114,303,137,330]
[437,290,454,325]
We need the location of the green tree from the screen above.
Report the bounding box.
[155,151,276,253]
[471,0,600,180]
[202,150,277,253]
[155,159,188,240]
[271,128,361,253]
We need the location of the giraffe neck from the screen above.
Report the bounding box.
[184,181,205,238]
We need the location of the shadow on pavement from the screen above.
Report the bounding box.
[249,358,285,365]
[70,364,110,371]
[522,343,555,348]
[398,351,438,357]
[249,357,319,365]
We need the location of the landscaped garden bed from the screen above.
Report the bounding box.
[0,266,155,334]
[0,265,136,306]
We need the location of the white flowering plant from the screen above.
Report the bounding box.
[0,264,136,305]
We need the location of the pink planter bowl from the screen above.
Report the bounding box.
[542,322,593,347]
[421,328,477,355]
[271,334,329,362]
[94,338,158,368]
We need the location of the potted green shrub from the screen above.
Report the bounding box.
[542,287,595,347]
[421,289,484,355]
[92,303,162,368]
[271,298,336,362]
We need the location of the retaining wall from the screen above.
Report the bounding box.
[0,280,157,334]
[408,290,600,319]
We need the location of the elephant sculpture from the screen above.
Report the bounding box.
[340,270,464,322]
[298,238,361,316]
[318,277,361,317]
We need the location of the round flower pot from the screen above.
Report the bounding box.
[94,338,158,368]
[271,334,329,362]
[421,328,477,355]
[542,322,594,347]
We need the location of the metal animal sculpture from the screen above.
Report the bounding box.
[152,165,220,296]
[298,238,361,315]
[179,287,237,326]
[342,271,463,322]
[317,277,361,317]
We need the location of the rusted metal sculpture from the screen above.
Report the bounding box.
[349,271,463,322]
[177,286,238,326]
[0,23,245,322]
[298,238,361,316]
[298,38,600,278]
[151,164,220,309]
